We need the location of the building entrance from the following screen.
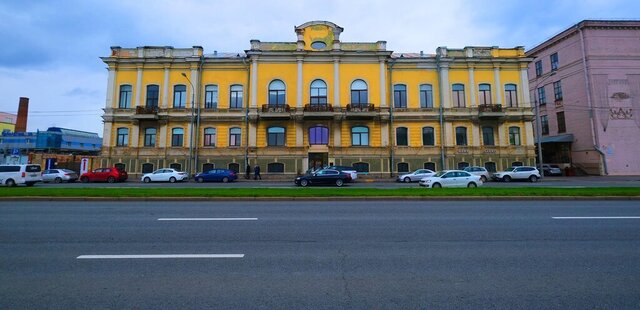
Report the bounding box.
[308,152,328,172]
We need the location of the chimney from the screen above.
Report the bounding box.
[15,97,29,132]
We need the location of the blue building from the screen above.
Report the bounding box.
[1,127,101,164]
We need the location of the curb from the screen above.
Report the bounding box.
[3,196,639,201]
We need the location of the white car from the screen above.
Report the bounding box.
[463,166,491,182]
[141,168,189,183]
[42,169,79,183]
[397,169,436,183]
[492,166,541,182]
[419,170,483,188]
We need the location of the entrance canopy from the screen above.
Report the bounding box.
[538,134,574,143]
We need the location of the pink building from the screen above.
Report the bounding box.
[527,20,640,175]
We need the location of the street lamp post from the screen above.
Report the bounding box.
[182,73,196,177]
[533,71,556,179]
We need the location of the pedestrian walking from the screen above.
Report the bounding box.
[254,165,262,180]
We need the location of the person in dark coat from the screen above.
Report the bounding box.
[254,165,262,180]
[245,165,251,179]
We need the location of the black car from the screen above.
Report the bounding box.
[294,169,351,187]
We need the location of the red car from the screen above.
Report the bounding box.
[80,167,128,183]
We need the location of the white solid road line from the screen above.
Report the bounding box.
[157,218,258,221]
[77,254,245,259]
[552,216,640,219]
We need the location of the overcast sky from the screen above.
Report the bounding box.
[1,0,638,135]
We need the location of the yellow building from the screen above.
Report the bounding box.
[100,21,535,177]
[0,112,17,133]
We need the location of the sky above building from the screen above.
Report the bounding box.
[1,0,638,135]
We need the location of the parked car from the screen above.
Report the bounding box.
[42,169,78,183]
[141,168,189,183]
[327,165,358,182]
[542,164,563,176]
[419,170,483,188]
[0,164,42,187]
[492,166,541,182]
[397,169,436,183]
[463,166,491,182]
[295,169,351,187]
[80,167,128,183]
[194,169,237,183]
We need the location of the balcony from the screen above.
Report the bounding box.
[478,104,505,119]
[345,103,378,119]
[259,104,293,119]
[303,104,335,119]
[133,106,159,120]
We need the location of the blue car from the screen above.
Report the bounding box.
[194,169,237,183]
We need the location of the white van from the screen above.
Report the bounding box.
[0,164,43,186]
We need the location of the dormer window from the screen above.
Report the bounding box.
[311,41,326,49]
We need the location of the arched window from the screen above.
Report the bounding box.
[204,127,216,147]
[309,126,329,145]
[202,163,214,173]
[509,126,521,145]
[268,80,286,106]
[114,163,126,171]
[310,80,327,106]
[393,84,407,108]
[422,127,434,146]
[457,162,470,170]
[119,85,132,108]
[116,128,128,146]
[144,128,156,147]
[350,79,368,107]
[397,162,409,173]
[484,162,497,173]
[512,161,523,167]
[420,84,433,108]
[141,163,154,174]
[455,126,467,146]
[229,127,241,146]
[267,127,286,146]
[396,127,408,146]
[146,85,159,107]
[478,83,492,105]
[482,126,494,146]
[171,128,184,147]
[173,85,187,108]
[353,162,369,173]
[267,163,285,173]
[452,84,465,108]
[424,162,436,171]
[505,84,518,107]
[169,163,182,171]
[230,85,243,109]
[351,126,369,146]
[205,85,218,109]
[228,163,240,173]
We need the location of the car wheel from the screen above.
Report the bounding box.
[503,175,511,182]
[197,177,204,183]
[403,177,411,183]
[432,182,442,188]
[144,177,151,183]
[81,177,89,183]
[107,176,116,183]
[54,177,62,183]
[480,175,487,182]
[5,179,16,187]
[169,177,176,183]
[25,182,35,187]
[335,179,344,187]
[300,179,309,187]
[529,175,538,183]
[467,182,477,188]
[222,177,229,183]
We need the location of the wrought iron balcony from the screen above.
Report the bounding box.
[261,104,291,113]
[478,104,505,119]
[304,104,333,112]
[136,106,159,114]
[346,103,375,112]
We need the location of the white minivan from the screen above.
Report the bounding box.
[0,164,43,186]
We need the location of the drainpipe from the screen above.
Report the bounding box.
[242,56,250,171]
[194,56,204,174]
[579,27,607,175]
[436,58,446,170]
[387,58,397,178]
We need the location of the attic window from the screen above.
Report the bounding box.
[311,41,327,49]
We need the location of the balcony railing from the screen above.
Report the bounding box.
[136,106,159,114]
[346,103,375,112]
[304,104,333,112]
[478,104,503,113]
[261,104,291,113]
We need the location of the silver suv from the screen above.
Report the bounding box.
[463,166,491,182]
[492,166,541,182]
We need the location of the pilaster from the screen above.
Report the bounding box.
[494,66,502,106]
[135,65,143,107]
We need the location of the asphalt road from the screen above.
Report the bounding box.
[2,200,640,309]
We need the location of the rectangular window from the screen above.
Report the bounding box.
[171,132,183,147]
[230,86,243,109]
[557,112,566,133]
[537,87,546,105]
[119,85,132,108]
[541,115,549,135]
[553,81,563,101]
[419,85,433,108]
[396,127,408,146]
[550,53,559,71]
[452,84,465,108]
[204,128,216,147]
[455,127,467,146]
[422,127,434,146]
[173,85,186,108]
[146,85,159,107]
[509,127,521,146]
[205,85,218,109]
[504,84,517,107]
[482,127,494,146]
[229,128,241,146]
[117,130,128,146]
[144,129,156,147]
[393,85,407,108]
[535,60,543,77]
[478,84,492,106]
